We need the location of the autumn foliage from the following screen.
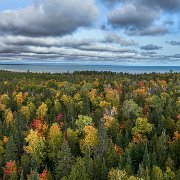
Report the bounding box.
[0,70,179,179]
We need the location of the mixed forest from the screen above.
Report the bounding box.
[0,70,179,180]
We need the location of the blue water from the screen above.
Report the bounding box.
[0,64,179,73]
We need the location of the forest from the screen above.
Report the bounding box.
[0,70,179,180]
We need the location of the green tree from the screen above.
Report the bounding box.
[4,135,18,162]
[151,166,163,180]
[69,158,90,180]
[20,154,30,178]
[164,167,175,180]
[132,117,153,136]
[55,140,74,179]
[75,115,92,129]
[122,99,143,120]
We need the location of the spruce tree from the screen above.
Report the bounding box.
[55,139,74,179]
[143,143,150,168]
[68,158,90,180]
[4,135,18,162]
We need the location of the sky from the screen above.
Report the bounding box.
[0,0,180,66]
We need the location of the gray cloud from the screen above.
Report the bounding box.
[140,44,163,51]
[172,54,180,58]
[141,51,157,55]
[0,34,137,61]
[0,35,93,48]
[0,0,179,66]
[100,0,121,7]
[102,0,180,11]
[127,25,168,36]
[166,41,180,46]
[104,32,136,46]
[0,45,138,61]
[108,4,159,29]
[138,0,180,11]
[76,43,135,53]
[106,0,178,36]
[0,0,98,36]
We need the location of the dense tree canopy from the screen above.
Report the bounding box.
[0,70,179,179]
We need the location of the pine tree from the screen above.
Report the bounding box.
[156,133,167,169]
[20,153,30,178]
[151,148,157,167]
[55,139,74,179]
[29,168,38,180]
[94,120,109,160]
[143,143,150,168]
[68,158,90,180]
[4,135,18,162]
[125,150,132,175]
[84,149,94,179]
[20,170,25,180]
[81,94,90,116]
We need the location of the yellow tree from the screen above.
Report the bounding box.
[0,102,6,111]
[99,100,111,109]
[0,94,10,105]
[48,123,63,161]
[24,129,46,165]
[132,117,153,136]
[80,125,98,153]
[15,92,24,106]
[103,114,115,128]
[27,102,36,114]
[36,102,48,119]
[105,88,119,109]
[5,109,14,124]
[20,106,31,121]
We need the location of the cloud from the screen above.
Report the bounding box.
[127,25,168,36]
[140,44,163,51]
[0,0,179,66]
[100,0,121,7]
[0,34,137,61]
[0,0,99,36]
[108,4,159,29]
[106,0,178,36]
[0,45,137,61]
[138,0,180,11]
[166,41,180,46]
[104,32,136,46]
[171,54,180,58]
[103,0,180,11]
[76,43,135,53]
[0,35,93,48]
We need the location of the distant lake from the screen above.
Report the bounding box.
[0,64,180,74]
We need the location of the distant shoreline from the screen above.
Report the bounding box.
[0,64,179,74]
[0,63,179,67]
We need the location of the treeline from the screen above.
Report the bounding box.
[0,70,179,179]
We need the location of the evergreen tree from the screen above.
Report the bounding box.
[143,143,150,168]
[156,133,167,169]
[151,148,157,167]
[84,149,94,179]
[69,158,90,180]
[81,94,90,116]
[55,139,74,179]
[20,153,30,178]
[4,135,18,162]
